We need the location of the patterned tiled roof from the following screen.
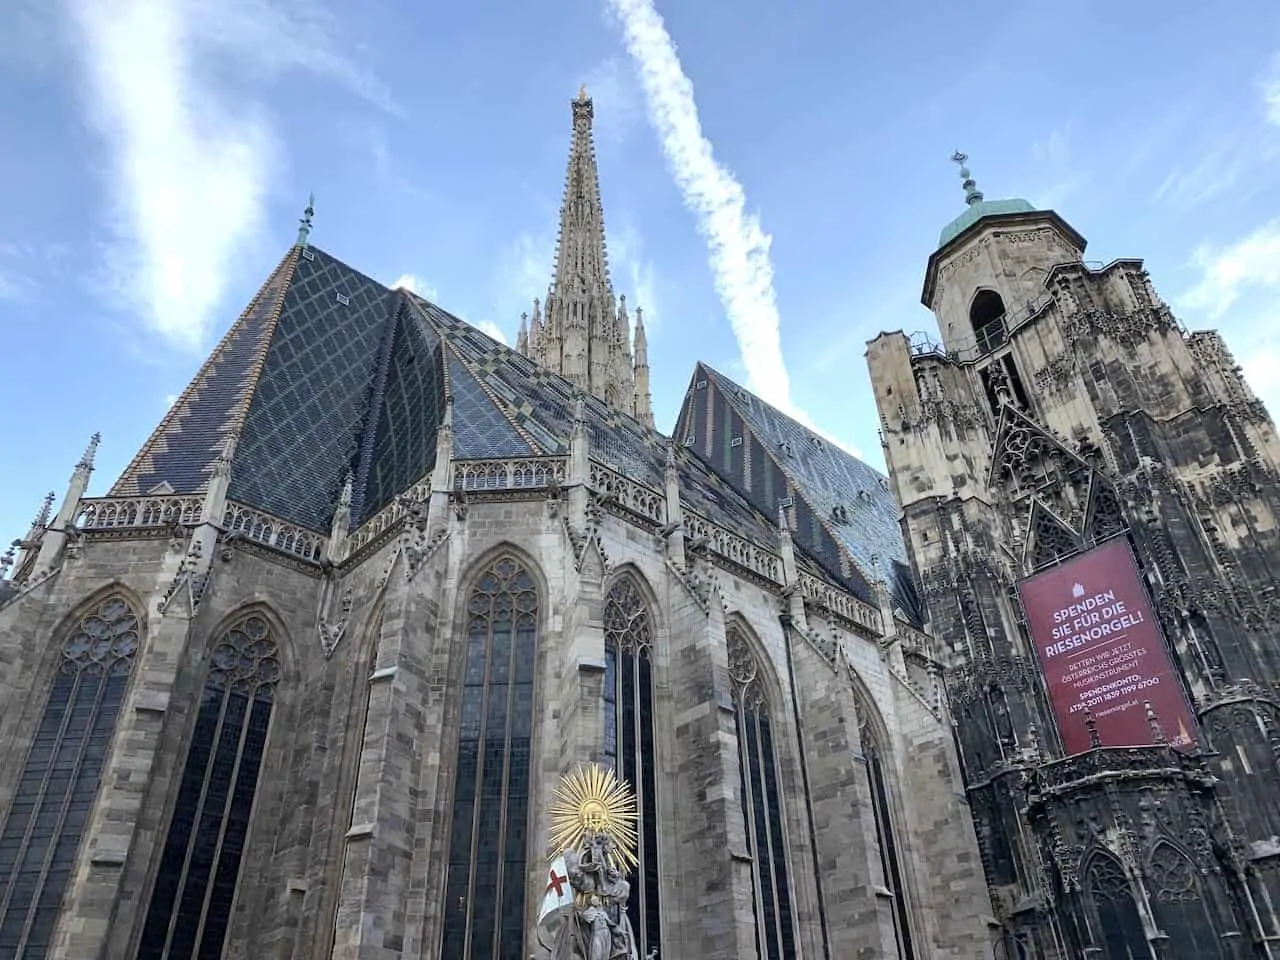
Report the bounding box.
[674,363,922,622]
[107,245,815,565]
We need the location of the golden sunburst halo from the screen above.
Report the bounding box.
[547,763,639,871]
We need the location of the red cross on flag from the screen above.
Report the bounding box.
[537,852,573,928]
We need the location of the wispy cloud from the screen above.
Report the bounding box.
[64,0,392,352]
[582,57,644,147]
[1179,219,1280,319]
[1177,218,1280,417]
[603,0,795,413]
[477,321,509,345]
[1155,55,1280,208]
[1030,124,1080,209]
[491,230,554,325]
[391,273,438,300]
[1261,54,1280,126]
[608,220,660,334]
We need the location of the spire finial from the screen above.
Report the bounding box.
[77,432,101,471]
[35,491,55,529]
[297,192,316,247]
[577,83,588,101]
[950,150,984,207]
[339,471,354,509]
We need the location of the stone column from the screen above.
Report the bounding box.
[663,577,757,958]
[330,546,438,960]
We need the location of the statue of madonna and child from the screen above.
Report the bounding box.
[537,764,655,960]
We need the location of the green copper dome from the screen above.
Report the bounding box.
[939,197,1036,247]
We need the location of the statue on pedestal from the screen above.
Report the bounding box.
[539,764,641,960]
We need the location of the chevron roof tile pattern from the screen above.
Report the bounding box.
[109,247,299,499]
[104,243,877,602]
[674,362,922,622]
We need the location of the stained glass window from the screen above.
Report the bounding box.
[136,612,280,959]
[859,703,916,960]
[727,626,796,960]
[441,556,538,960]
[603,575,662,956]
[0,594,140,958]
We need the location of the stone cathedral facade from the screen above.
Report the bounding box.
[867,161,1280,959]
[0,93,993,960]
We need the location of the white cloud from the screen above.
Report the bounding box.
[491,230,555,324]
[163,393,179,408]
[603,0,796,414]
[477,320,509,346]
[63,0,391,352]
[608,221,660,336]
[1177,219,1280,418]
[391,273,438,300]
[582,57,643,147]
[1156,56,1280,208]
[1179,219,1280,318]
[1261,55,1280,126]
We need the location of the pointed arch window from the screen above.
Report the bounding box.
[0,594,140,958]
[137,613,280,959]
[859,704,917,960]
[1146,843,1222,959]
[442,556,538,960]
[727,627,797,960]
[1084,853,1147,959]
[602,575,661,956]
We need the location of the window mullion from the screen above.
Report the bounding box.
[189,688,258,954]
[737,701,767,951]
[15,665,112,954]
[755,708,786,957]
[629,647,646,953]
[0,668,84,926]
[161,688,234,959]
[462,609,494,959]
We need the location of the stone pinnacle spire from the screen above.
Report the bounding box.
[523,87,647,420]
[550,84,611,299]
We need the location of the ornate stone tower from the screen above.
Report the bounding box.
[867,155,1280,959]
[517,87,654,427]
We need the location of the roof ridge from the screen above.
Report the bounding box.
[408,297,549,454]
[693,361,899,603]
[110,245,301,496]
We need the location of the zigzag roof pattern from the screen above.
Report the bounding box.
[674,362,921,622]
[106,245,829,584]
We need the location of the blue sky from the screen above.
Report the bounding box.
[2,0,1280,546]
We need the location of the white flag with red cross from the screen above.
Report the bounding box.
[537,852,574,928]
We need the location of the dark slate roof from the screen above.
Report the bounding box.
[674,363,922,622]
[410,300,786,549]
[111,247,299,499]
[105,243,879,602]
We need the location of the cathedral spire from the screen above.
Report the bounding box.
[525,88,646,418]
[950,151,984,207]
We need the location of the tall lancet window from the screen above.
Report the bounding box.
[602,575,662,956]
[0,594,140,958]
[859,703,917,960]
[727,627,797,960]
[442,556,538,960]
[137,613,280,960]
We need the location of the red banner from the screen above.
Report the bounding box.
[1017,538,1197,756]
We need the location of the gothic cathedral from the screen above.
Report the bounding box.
[867,158,1280,958]
[0,90,1274,960]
